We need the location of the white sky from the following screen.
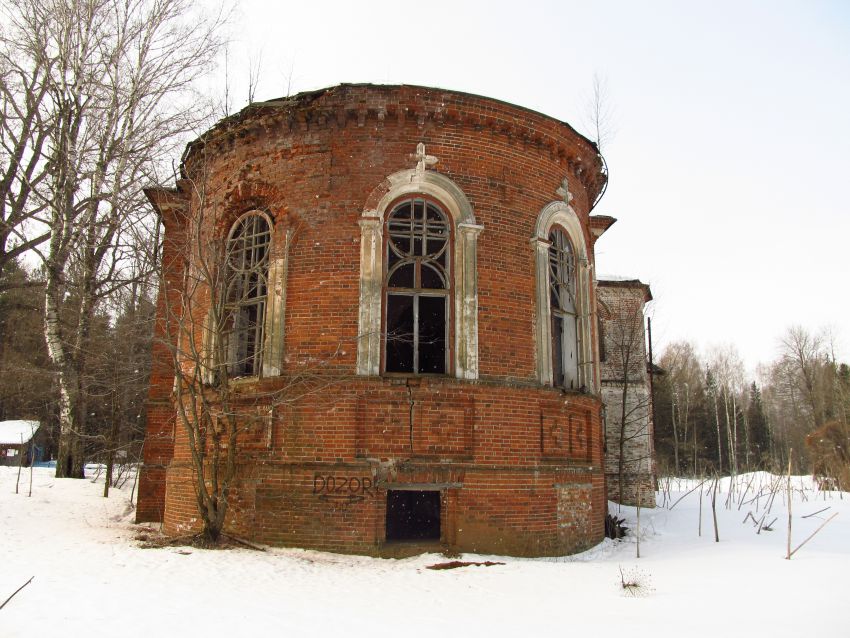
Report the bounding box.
[204,0,850,374]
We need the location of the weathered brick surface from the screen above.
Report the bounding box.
[140,84,613,556]
[135,195,186,523]
[597,280,656,508]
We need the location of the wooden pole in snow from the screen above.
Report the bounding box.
[789,513,839,558]
[15,433,24,494]
[28,423,34,497]
[786,450,793,560]
[636,465,642,559]
[698,480,703,537]
[711,476,720,543]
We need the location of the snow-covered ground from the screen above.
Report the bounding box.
[1,468,847,637]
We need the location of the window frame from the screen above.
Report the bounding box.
[381,196,454,376]
[356,166,482,380]
[220,210,274,379]
[532,200,595,392]
[548,225,580,390]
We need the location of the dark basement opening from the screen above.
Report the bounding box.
[385,490,441,542]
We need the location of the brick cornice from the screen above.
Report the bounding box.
[182,84,608,205]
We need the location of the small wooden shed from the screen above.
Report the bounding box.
[0,420,40,467]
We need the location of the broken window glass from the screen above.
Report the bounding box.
[549,227,579,389]
[384,199,450,374]
[223,212,271,377]
[385,294,414,373]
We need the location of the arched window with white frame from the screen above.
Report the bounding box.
[356,163,483,379]
[532,201,595,391]
[223,211,272,377]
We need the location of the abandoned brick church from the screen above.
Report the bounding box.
[137,84,654,556]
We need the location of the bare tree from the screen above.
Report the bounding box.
[659,341,702,475]
[150,162,349,543]
[780,326,828,429]
[584,72,615,153]
[0,8,53,288]
[246,47,263,105]
[706,344,745,477]
[0,0,225,477]
[758,325,847,473]
[599,284,653,507]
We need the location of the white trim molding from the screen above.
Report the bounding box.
[532,201,596,392]
[356,167,482,379]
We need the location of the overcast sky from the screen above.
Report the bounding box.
[205,0,850,375]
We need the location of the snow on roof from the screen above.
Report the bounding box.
[0,420,39,445]
[596,273,640,282]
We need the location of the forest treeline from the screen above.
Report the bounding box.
[0,260,155,472]
[653,329,850,483]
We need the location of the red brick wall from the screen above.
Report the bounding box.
[136,194,186,523]
[141,84,610,556]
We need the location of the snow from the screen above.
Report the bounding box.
[596,274,643,282]
[0,420,38,445]
[1,468,847,637]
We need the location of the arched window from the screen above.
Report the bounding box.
[356,162,482,379]
[384,198,450,374]
[533,200,594,391]
[223,212,271,377]
[549,227,579,389]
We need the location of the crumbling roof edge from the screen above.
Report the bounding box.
[181,82,603,168]
[597,277,653,302]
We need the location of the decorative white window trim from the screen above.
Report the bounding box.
[202,210,289,381]
[261,224,292,377]
[357,167,482,379]
[532,200,596,392]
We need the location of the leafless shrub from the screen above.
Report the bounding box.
[618,565,653,597]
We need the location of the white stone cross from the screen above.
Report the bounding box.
[556,176,574,205]
[413,142,438,174]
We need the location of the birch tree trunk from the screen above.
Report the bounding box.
[44,265,85,478]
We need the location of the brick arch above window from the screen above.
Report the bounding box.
[531,201,596,392]
[357,168,483,379]
[363,168,478,226]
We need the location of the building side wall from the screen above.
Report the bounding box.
[160,379,606,556]
[141,85,611,555]
[598,283,656,508]
[136,204,185,522]
[601,385,655,508]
